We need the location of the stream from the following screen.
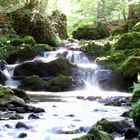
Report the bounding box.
[0,43,131,140]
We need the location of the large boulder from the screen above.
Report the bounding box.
[94,118,131,134]
[14,57,71,77]
[73,25,109,40]
[46,75,72,92]
[19,75,46,91]
[97,70,133,91]
[8,7,63,47]
[72,127,114,140]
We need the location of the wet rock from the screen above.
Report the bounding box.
[9,113,24,120]
[87,96,101,101]
[33,107,45,113]
[76,96,84,100]
[124,128,139,139]
[12,89,30,103]
[16,107,26,113]
[98,71,129,91]
[28,114,39,119]
[4,124,12,128]
[98,96,131,107]
[18,133,27,138]
[15,122,30,129]
[121,110,131,118]
[66,114,75,117]
[95,118,131,134]
[14,57,71,77]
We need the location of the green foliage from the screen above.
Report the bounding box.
[113,32,140,50]
[131,83,140,103]
[119,56,140,77]
[132,22,140,32]
[132,99,140,128]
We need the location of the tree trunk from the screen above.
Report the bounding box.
[96,0,109,36]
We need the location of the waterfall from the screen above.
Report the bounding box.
[2,64,20,88]
[2,43,111,89]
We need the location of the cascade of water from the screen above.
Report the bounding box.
[2,64,20,88]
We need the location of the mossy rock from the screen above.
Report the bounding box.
[34,44,53,51]
[12,88,30,103]
[19,75,46,91]
[0,86,25,105]
[46,57,71,76]
[82,41,111,56]
[47,75,72,91]
[132,22,140,32]
[113,32,140,50]
[11,35,36,46]
[14,57,71,77]
[119,56,140,77]
[72,127,114,140]
[131,83,140,103]
[5,45,38,64]
[132,99,140,128]
[95,118,130,134]
[73,25,109,40]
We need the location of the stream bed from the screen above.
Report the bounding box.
[0,88,131,140]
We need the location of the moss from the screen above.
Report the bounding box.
[19,75,46,91]
[113,32,140,50]
[47,75,72,91]
[131,83,140,103]
[0,86,15,105]
[72,127,114,140]
[5,45,38,63]
[119,56,140,77]
[34,44,53,51]
[22,35,36,45]
[47,57,71,76]
[94,118,130,134]
[132,22,140,32]
[82,41,111,56]
[132,99,140,128]
[72,25,109,40]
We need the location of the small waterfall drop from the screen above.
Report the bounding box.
[2,64,20,88]
[34,44,108,88]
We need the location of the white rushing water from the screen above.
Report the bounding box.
[0,44,131,140]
